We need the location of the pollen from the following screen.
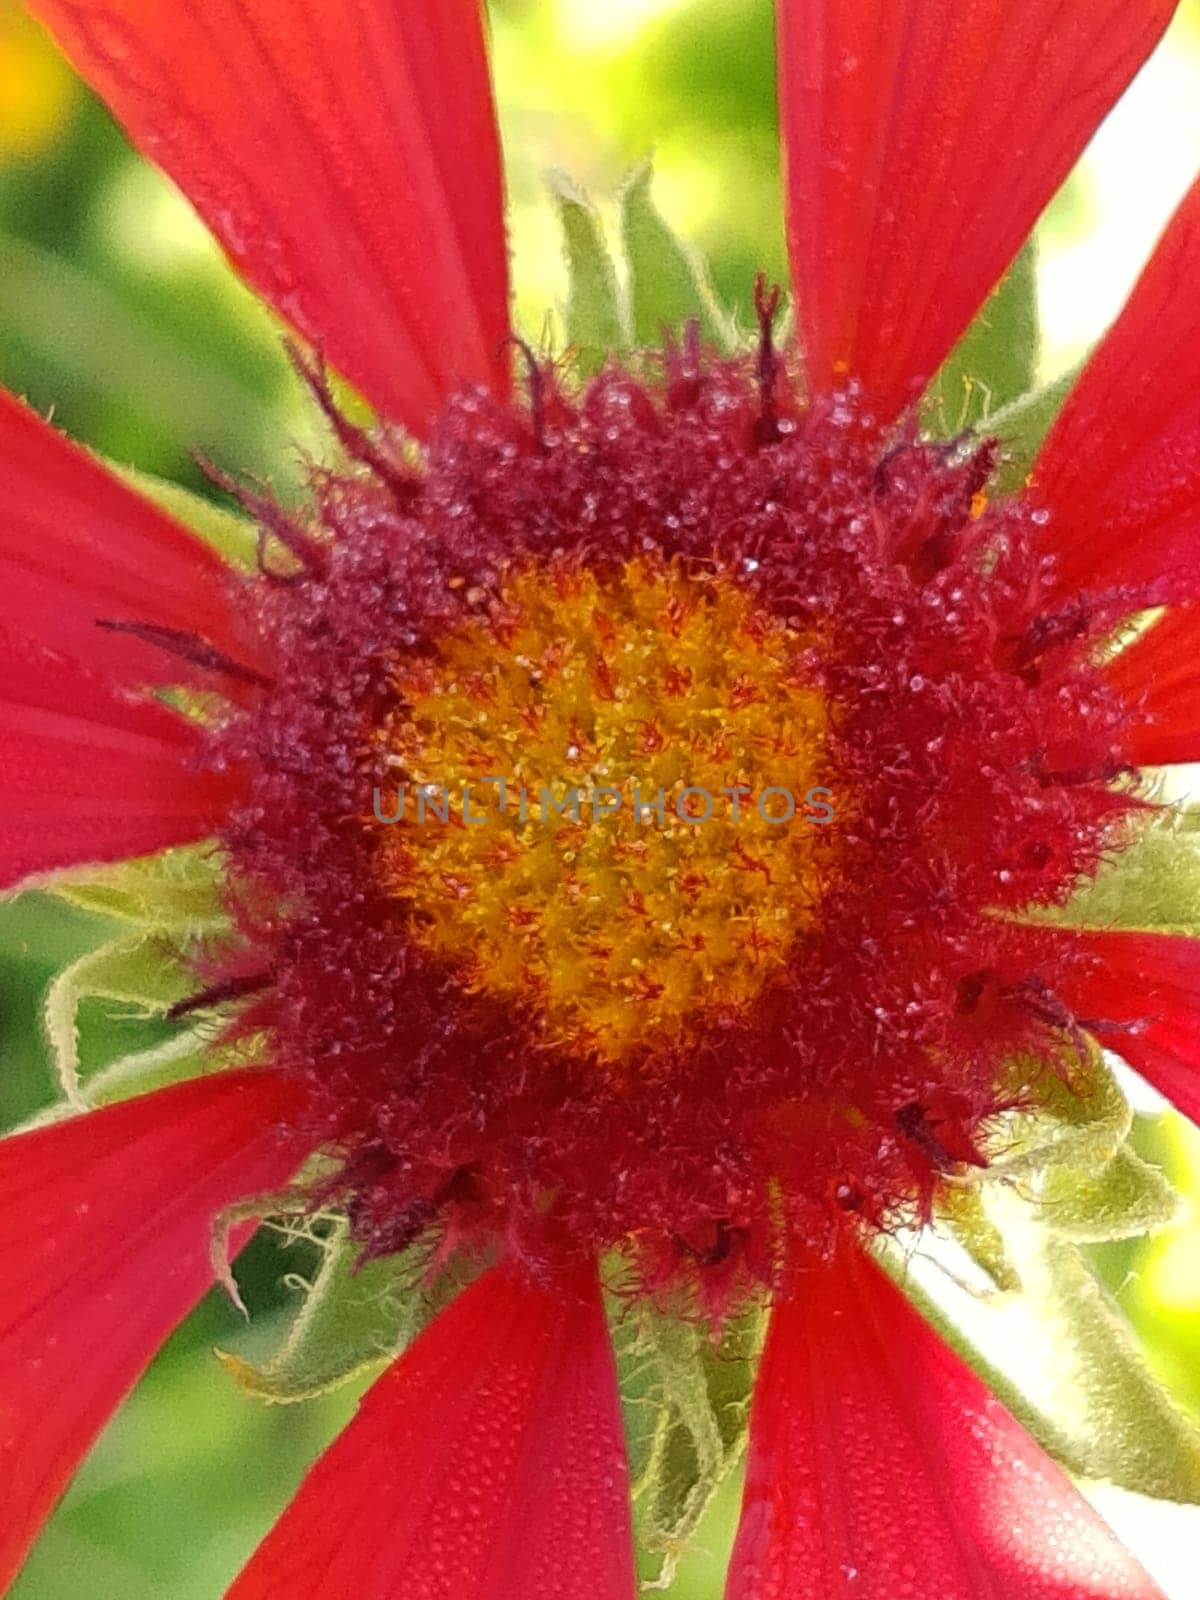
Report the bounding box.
[370,554,831,1065]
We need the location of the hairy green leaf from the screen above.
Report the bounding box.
[13,1030,213,1134]
[939,1184,1021,1292]
[50,843,228,933]
[620,158,735,351]
[548,168,627,372]
[110,459,260,570]
[618,1300,762,1589]
[1038,1143,1181,1243]
[924,242,1038,436]
[88,1028,209,1108]
[991,1038,1132,1182]
[216,1219,423,1404]
[988,363,1081,493]
[905,1188,1200,1501]
[1048,813,1200,938]
[43,932,195,1106]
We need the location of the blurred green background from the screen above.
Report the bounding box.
[3,1,1200,1594]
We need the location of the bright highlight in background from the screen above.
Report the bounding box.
[554,0,691,52]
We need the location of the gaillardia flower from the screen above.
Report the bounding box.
[4,0,1200,1595]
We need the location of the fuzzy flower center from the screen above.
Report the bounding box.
[224,352,1139,1276]
[370,553,830,1063]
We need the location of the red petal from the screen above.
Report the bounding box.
[228,1261,636,1600]
[1106,607,1200,766]
[1050,928,1200,1126]
[0,388,257,687]
[27,0,511,434]
[0,1068,311,1591]
[1033,178,1200,604]
[0,632,241,889]
[776,0,1173,420]
[727,1242,1162,1600]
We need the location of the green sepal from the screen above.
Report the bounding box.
[903,1188,1200,1502]
[109,459,259,570]
[988,363,1081,493]
[27,845,248,1126]
[939,1184,1021,1292]
[618,1300,763,1588]
[14,1030,219,1134]
[948,1112,1177,1261]
[548,168,628,373]
[42,930,196,1107]
[88,1028,208,1109]
[1047,812,1200,938]
[619,158,736,352]
[991,1037,1132,1182]
[1038,1143,1181,1243]
[923,241,1038,436]
[49,843,229,933]
[216,1217,425,1404]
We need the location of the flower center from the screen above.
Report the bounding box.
[370,553,831,1063]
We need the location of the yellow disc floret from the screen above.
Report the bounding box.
[371,554,830,1065]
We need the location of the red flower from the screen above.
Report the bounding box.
[3,0,1199,1596]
